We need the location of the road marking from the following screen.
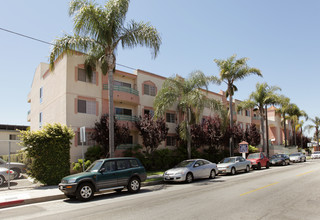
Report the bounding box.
[240,182,279,196]
[296,170,315,177]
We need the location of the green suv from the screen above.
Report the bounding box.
[59,157,147,201]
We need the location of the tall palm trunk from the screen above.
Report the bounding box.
[265,105,269,157]
[316,128,319,151]
[107,54,115,157]
[301,127,303,149]
[187,108,192,159]
[228,85,234,156]
[293,121,296,146]
[260,107,266,152]
[283,113,287,147]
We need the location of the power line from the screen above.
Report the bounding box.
[0,27,136,70]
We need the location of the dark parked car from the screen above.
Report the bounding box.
[270,154,290,166]
[0,158,26,179]
[59,157,147,201]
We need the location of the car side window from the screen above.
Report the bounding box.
[116,160,130,170]
[195,160,204,167]
[130,159,139,168]
[261,154,264,159]
[240,157,245,162]
[102,161,116,172]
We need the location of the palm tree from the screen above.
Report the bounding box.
[296,120,306,149]
[214,54,262,155]
[276,95,291,147]
[287,104,308,146]
[49,0,161,157]
[306,117,320,150]
[154,71,223,159]
[237,82,280,153]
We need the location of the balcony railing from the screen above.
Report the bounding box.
[115,114,139,121]
[103,84,139,96]
[253,116,261,120]
[117,144,139,150]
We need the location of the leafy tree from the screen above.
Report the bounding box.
[202,116,225,150]
[214,54,262,155]
[72,159,92,172]
[287,103,308,146]
[276,95,291,147]
[306,117,320,150]
[85,145,105,162]
[134,114,168,155]
[243,124,261,146]
[49,0,161,157]
[154,71,223,159]
[238,82,280,153]
[19,123,74,185]
[91,114,130,156]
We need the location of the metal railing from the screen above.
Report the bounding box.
[103,84,139,96]
[117,144,139,150]
[115,114,139,121]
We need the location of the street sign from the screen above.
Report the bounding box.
[239,141,249,153]
[80,126,86,143]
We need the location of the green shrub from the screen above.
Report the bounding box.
[249,145,259,153]
[85,145,105,162]
[72,159,92,172]
[19,123,74,185]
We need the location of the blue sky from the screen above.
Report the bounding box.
[0,0,319,137]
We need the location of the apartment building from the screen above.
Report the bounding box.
[0,124,28,155]
[28,53,288,162]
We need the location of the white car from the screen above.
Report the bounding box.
[311,151,320,159]
[163,159,218,183]
[0,167,15,186]
[289,152,306,162]
[217,156,252,175]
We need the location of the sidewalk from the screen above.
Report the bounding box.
[0,175,163,209]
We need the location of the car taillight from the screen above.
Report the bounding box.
[6,170,13,174]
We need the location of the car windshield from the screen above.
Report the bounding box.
[220,158,236,163]
[175,160,195,168]
[271,155,282,159]
[247,153,260,159]
[290,153,300,156]
[86,160,103,172]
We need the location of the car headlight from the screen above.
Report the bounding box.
[175,171,185,175]
[67,178,77,183]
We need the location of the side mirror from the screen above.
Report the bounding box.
[99,167,106,173]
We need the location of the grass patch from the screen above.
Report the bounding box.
[147,171,164,176]
[145,177,163,183]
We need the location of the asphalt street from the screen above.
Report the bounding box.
[2,160,320,220]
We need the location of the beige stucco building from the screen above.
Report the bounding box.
[28,53,290,162]
[0,124,28,155]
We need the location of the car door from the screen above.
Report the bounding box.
[115,159,132,186]
[95,160,118,190]
[260,153,266,167]
[235,157,243,170]
[192,160,205,179]
[239,157,247,170]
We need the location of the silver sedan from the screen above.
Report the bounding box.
[163,159,218,183]
[217,156,252,175]
[289,152,306,162]
[0,167,15,186]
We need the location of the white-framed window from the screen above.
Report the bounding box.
[9,134,18,140]
[40,87,43,103]
[78,99,96,115]
[237,109,242,115]
[167,136,176,146]
[115,108,132,116]
[166,113,176,123]
[144,84,156,96]
[144,109,154,117]
[245,110,250,117]
[78,68,96,84]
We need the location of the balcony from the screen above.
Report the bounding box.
[115,114,138,121]
[103,84,139,105]
[117,144,140,150]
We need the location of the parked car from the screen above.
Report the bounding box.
[0,158,26,179]
[217,156,251,175]
[311,151,320,159]
[270,154,290,166]
[247,152,270,169]
[163,159,218,183]
[289,152,306,163]
[59,157,147,201]
[0,167,15,186]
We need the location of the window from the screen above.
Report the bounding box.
[9,134,17,140]
[166,113,176,123]
[144,109,154,117]
[39,112,42,128]
[114,81,131,88]
[167,136,176,146]
[77,132,95,146]
[130,159,139,168]
[102,161,116,172]
[116,160,130,170]
[40,87,43,103]
[144,84,156,96]
[78,68,96,84]
[237,109,242,115]
[245,110,250,117]
[115,108,132,116]
[78,99,96,115]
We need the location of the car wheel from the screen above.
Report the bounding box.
[127,177,141,193]
[282,161,286,166]
[0,175,4,186]
[76,183,94,201]
[231,167,236,175]
[209,169,216,179]
[12,168,21,179]
[257,163,262,170]
[185,173,193,183]
[266,162,270,169]
[245,165,250,173]
[304,158,306,162]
